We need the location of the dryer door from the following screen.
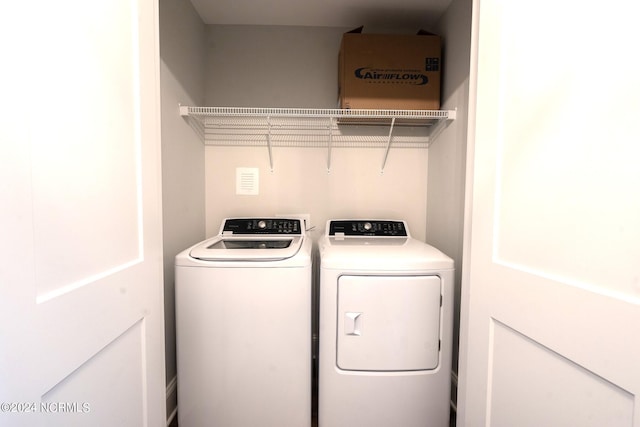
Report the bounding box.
[337,275,441,371]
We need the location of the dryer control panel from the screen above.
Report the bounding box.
[222,218,302,234]
[328,220,408,237]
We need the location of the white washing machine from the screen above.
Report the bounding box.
[175,218,312,427]
[318,220,454,427]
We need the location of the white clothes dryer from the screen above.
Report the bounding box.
[175,218,312,427]
[318,220,454,427]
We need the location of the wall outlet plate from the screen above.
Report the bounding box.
[236,167,259,195]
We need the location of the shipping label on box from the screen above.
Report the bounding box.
[339,31,441,110]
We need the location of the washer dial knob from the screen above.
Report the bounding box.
[257,220,267,229]
[363,222,372,231]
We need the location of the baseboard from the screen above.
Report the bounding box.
[166,375,178,427]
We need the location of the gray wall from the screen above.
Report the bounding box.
[159,0,207,420]
[202,25,434,241]
[430,0,473,406]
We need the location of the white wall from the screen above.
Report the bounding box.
[203,25,431,241]
[206,25,342,108]
[430,0,473,401]
[159,0,207,421]
[204,146,429,240]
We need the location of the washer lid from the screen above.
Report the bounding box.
[189,235,304,261]
[190,218,305,261]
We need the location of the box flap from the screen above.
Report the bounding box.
[345,26,438,37]
[417,29,438,36]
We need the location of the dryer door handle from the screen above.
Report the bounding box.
[345,312,362,336]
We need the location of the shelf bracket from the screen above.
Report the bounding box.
[266,116,274,172]
[380,117,396,173]
[327,117,334,173]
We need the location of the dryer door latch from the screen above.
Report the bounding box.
[345,312,362,336]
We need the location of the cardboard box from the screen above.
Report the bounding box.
[338,28,441,110]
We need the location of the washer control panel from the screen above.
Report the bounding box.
[328,220,408,237]
[222,218,302,234]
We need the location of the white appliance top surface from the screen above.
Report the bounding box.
[320,219,453,270]
[184,217,308,262]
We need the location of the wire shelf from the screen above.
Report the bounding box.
[179,105,456,172]
[182,106,454,120]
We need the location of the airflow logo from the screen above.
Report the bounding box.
[354,67,429,85]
